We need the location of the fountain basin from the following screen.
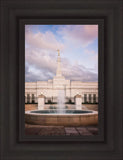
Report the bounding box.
[25,109,98,126]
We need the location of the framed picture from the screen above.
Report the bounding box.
[0,0,122,160]
[25,24,99,136]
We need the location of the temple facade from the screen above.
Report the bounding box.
[25,50,98,104]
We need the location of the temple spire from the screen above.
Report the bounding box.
[56,49,62,77]
[57,49,60,56]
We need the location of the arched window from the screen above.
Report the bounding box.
[32,94,35,103]
[89,94,91,103]
[27,94,30,103]
[84,94,87,103]
[93,94,96,103]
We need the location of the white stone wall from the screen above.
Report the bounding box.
[25,79,98,103]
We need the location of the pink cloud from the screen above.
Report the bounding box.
[83,25,98,40]
[57,25,98,47]
[25,30,64,51]
[84,49,96,55]
[25,46,98,82]
[25,25,98,82]
[25,48,57,74]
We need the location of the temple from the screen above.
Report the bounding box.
[25,50,98,108]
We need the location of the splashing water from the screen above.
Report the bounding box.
[57,90,65,114]
[82,105,88,110]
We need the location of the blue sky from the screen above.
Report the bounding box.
[25,25,98,82]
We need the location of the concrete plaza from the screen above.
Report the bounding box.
[25,123,98,136]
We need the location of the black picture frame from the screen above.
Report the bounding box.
[21,19,104,142]
[0,0,122,160]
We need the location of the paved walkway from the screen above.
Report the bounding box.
[25,124,98,136]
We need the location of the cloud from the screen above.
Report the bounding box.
[25,29,64,51]
[83,49,98,73]
[57,25,98,47]
[61,59,97,82]
[25,25,98,82]
[25,62,55,82]
[25,48,98,82]
[27,48,57,69]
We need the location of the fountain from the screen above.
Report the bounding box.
[57,90,65,114]
[25,109,98,126]
[25,50,98,126]
[25,92,98,126]
[25,89,98,126]
[25,91,98,126]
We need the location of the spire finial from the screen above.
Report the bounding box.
[57,49,60,56]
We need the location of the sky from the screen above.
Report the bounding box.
[25,25,98,82]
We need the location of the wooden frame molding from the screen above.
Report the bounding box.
[0,0,122,160]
